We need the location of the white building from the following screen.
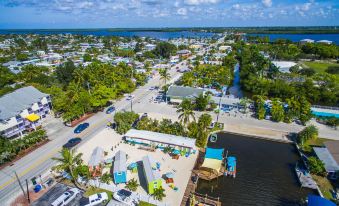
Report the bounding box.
[300,39,314,45]
[145,44,156,51]
[219,45,232,52]
[317,40,333,45]
[0,86,51,138]
[272,61,297,73]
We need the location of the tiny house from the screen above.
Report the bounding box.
[113,150,127,184]
[142,155,162,194]
[88,147,104,177]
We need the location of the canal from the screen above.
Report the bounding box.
[196,132,316,206]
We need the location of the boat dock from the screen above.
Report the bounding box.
[181,150,222,206]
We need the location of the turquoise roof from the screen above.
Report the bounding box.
[205,147,224,160]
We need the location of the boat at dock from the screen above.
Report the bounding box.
[225,156,236,178]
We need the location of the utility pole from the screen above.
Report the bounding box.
[25,179,30,204]
[14,171,27,201]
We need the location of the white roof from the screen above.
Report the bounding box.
[125,129,196,148]
[300,39,314,42]
[317,40,332,44]
[272,61,297,73]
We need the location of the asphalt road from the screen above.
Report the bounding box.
[0,60,188,205]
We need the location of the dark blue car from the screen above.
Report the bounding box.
[74,123,89,134]
[63,138,82,149]
[106,106,115,114]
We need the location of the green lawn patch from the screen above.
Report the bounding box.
[302,61,339,76]
[312,175,335,201]
[138,201,156,206]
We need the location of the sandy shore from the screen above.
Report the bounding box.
[77,128,198,206]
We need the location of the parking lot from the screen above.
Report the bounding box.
[31,183,90,206]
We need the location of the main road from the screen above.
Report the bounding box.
[0,59,189,204]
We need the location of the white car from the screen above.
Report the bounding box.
[126,95,135,101]
[81,192,108,206]
[113,189,137,206]
[51,188,81,206]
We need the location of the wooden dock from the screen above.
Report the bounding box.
[181,150,222,206]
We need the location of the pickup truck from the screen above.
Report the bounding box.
[80,192,108,206]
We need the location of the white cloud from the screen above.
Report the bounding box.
[184,0,219,6]
[262,0,272,7]
[177,7,187,15]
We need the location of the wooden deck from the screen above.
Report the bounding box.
[180,150,222,206]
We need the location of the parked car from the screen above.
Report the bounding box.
[51,188,80,206]
[106,106,115,114]
[80,192,108,206]
[126,95,134,101]
[149,86,155,91]
[113,189,136,206]
[208,121,216,129]
[63,138,82,149]
[74,123,90,134]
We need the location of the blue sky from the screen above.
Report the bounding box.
[0,0,338,29]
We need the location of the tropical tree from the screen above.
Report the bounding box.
[239,97,252,114]
[159,68,171,85]
[297,125,318,146]
[308,157,326,176]
[270,99,285,122]
[52,148,84,188]
[125,178,139,191]
[253,95,266,120]
[100,172,112,184]
[177,99,196,127]
[194,94,210,111]
[114,111,139,134]
[152,187,166,201]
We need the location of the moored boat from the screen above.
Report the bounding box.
[225,156,237,178]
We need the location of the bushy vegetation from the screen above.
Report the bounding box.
[136,117,186,136]
[308,157,326,176]
[238,43,338,106]
[114,111,139,134]
[179,64,232,89]
[0,130,47,165]
[297,125,319,147]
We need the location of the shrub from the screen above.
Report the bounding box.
[308,156,326,176]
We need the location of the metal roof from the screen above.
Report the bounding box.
[313,147,339,172]
[125,129,196,148]
[88,147,104,167]
[0,86,49,120]
[113,150,127,173]
[324,141,339,165]
[167,86,204,99]
[142,155,161,183]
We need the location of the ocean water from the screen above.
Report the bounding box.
[0,29,215,40]
[248,33,339,45]
[196,132,316,206]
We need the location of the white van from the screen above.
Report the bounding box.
[51,188,80,206]
[81,192,108,206]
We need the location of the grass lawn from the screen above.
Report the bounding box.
[312,175,335,201]
[302,61,339,75]
[139,201,156,206]
[84,186,113,203]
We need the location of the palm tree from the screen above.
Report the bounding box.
[159,68,171,85]
[177,99,196,127]
[52,148,84,188]
[152,187,166,201]
[125,178,139,191]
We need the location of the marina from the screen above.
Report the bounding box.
[196,132,317,206]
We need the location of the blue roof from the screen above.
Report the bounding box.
[205,148,224,160]
[308,195,336,206]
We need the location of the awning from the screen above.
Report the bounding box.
[201,158,222,172]
[26,114,40,122]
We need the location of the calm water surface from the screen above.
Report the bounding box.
[196,132,316,206]
[0,30,215,40]
[248,33,339,44]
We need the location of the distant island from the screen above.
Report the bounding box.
[1,26,338,34]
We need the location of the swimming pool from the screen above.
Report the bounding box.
[312,110,339,118]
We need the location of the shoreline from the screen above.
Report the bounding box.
[218,130,293,144]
